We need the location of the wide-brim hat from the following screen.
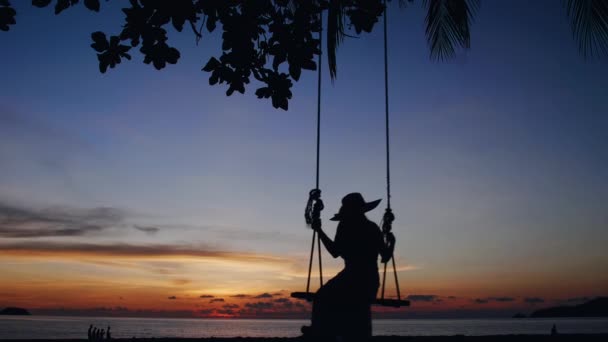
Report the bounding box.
[330,192,381,221]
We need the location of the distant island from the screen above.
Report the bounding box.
[531,297,608,318]
[0,307,31,315]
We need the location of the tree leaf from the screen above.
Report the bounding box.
[84,0,99,12]
[289,63,301,81]
[90,31,109,52]
[32,0,52,8]
[0,6,17,32]
[327,0,345,80]
[565,0,608,58]
[424,0,478,60]
[54,0,70,15]
[206,16,216,32]
[202,57,220,72]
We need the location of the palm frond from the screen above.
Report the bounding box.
[398,0,414,9]
[327,0,346,80]
[565,0,608,58]
[424,0,478,61]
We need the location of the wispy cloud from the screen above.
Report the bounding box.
[254,292,273,299]
[171,279,191,286]
[0,108,96,202]
[0,241,291,265]
[31,306,195,318]
[407,295,439,302]
[0,202,126,238]
[472,297,516,304]
[133,225,160,234]
[489,297,515,302]
[524,297,545,305]
[471,297,516,304]
[244,301,274,310]
[565,296,589,303]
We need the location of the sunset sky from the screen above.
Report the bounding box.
[0,1,607,319]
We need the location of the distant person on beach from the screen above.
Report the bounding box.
[106,326,112,340]
[88,324,93,340]
[551,324,558,335]
[302,192,395,339]
[100,329,105,340]
[92,327,98,340]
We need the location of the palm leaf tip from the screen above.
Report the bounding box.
[565,0,608,59]
[327,0,345,80]
[424,0,479,61]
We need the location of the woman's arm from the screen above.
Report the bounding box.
[314,227,340,258]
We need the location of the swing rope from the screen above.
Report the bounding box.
[316,8,324,289]
[305,9,324,294]
[380,0,402,304]
[296,2,408,308]
[384,0,391,212]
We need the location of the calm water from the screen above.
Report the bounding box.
[1,316,607,339]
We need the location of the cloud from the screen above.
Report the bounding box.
[210,298,225,303]
[216,309,236,315]
[0,202,126,238]
[488,297,516,302]
[273,298,294,308]
[524,297,544,304]
[31,306,194,318]
[565,297,589,303]
[168,296,177,300]
[230,294,250,298]
[472,297,516,304]
[244,301,274,310]
[0,109,93,200]
[215,303,240,316]
[254,292,273,299]
[200,295,215,298]
[172,279,191,286]
[0,241,290,265]
[133,225,160,234]
[407,295,439,302]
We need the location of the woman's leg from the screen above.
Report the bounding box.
[342,272,379,338]
[309,271,348,336]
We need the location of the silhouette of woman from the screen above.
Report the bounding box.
[302,192,394,339]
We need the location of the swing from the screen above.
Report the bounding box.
[290,1,409,309]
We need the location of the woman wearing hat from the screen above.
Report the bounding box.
[302,192,395,339]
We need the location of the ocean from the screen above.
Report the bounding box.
[1,316,608,339]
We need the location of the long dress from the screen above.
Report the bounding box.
[310,216,384,338]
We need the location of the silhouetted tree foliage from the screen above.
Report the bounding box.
[0,0,17,31]
[1,0,607,110]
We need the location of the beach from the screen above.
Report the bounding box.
[3,336,608,342]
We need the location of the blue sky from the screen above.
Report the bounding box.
[0,0,607,316]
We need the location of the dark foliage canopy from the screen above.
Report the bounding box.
[1,0,607,110]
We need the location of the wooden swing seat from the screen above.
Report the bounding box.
[290,291,410,308]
